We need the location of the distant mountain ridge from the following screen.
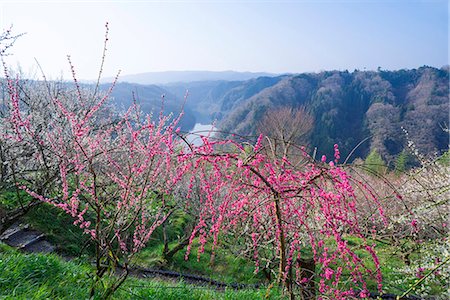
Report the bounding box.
[101,70,277,85]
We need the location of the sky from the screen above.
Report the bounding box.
[0,0,448,80]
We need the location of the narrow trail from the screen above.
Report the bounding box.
[0,221,55,253]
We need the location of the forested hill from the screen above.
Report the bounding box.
[216,66,449,163]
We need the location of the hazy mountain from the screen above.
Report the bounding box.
[101,70,277,85]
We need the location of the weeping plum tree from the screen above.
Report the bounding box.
[2,24,388,299]
[185,139,386,299]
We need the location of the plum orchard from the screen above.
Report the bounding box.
[1,27,386,300]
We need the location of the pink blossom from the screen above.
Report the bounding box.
[359,290,369,298]
[324,267,334,280]
[411,219,419,232]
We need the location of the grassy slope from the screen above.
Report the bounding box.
[1,195,447,298]
[0,243,284,299]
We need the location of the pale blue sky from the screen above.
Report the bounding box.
[0,0,448,80]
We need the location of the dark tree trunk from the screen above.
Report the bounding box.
[298,258,316,299]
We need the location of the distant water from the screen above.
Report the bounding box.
[186,123,215,146]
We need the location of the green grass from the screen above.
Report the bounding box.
[0,243,284,299]
[315,236,410,293]
[119,278,284,300]
[325,236,449,297]
[0,243,91,299]
[15,203,269,286]
[135,240,264,284]
[0,189,91,256]
[2,237,447,299]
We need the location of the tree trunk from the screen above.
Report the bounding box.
[273,194,292,299]
[298,258,316,299]
[163,236,191,261]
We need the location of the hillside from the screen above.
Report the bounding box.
[217,66,449,163]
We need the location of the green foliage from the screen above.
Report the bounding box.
[151,210,193,246]
[394,150,410,174]
[364,149,388,175]
[436,149,450,167]
[3,201,449,298]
